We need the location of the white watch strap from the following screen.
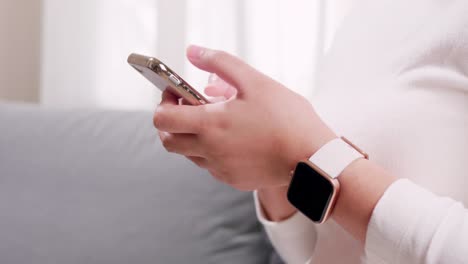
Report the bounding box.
[309,138,366,179]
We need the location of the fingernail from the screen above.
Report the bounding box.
[187,45,206,61]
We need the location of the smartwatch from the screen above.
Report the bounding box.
[287,137,369,224]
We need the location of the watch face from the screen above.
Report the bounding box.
[287,161,337,223]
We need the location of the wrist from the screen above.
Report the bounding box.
[283,123,338,181]
[287,136,372,224]
[258,119,337,222]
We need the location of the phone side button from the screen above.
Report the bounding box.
[169,74,182,86]
[181,84,190,92]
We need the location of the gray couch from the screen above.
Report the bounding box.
[0,103,277,264]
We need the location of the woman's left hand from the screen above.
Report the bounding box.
[154,45,336,191]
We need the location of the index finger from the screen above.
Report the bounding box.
[187,45,259,98]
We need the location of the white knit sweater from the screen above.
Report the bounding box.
[255,0,468,263]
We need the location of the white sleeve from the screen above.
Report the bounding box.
[253,191,317,264]
[365,179,468,264]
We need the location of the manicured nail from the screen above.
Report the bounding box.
[187,45,206,60]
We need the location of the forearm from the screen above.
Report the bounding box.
[331,158,396,242]
[258,156,396,242]
[258,158,468,264]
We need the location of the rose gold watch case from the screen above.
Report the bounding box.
[289,137,368,224]
[128,53,209,106]
[302,160,341,224]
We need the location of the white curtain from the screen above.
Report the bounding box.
[41,0,355,110]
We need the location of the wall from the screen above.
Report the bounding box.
[40,0,159,110]
[0,0,353,108]
[0,0,41,103]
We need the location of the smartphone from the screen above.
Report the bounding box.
[128,53,209,105]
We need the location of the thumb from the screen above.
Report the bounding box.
[187,45,258,98]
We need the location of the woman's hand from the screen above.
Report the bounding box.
[154,45,336,191]
[154,46,395,241]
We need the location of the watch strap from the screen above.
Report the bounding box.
[309,137,367,179]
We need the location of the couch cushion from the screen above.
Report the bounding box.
[0,103,272,264]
